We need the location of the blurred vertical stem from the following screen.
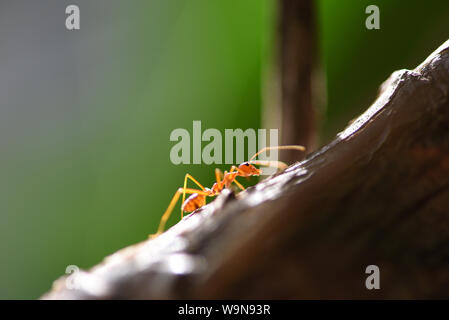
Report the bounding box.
[278,0,319,162]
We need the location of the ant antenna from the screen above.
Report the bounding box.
[249,145,305,161]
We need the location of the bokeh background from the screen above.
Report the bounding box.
[1,0,448,299]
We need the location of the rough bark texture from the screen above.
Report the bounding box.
[43,40,449,299]
[279,0,318,162]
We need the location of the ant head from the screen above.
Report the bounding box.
[238,162,261,177]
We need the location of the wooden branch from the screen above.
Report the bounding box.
[43,40,449,299]
[279,0,319,162]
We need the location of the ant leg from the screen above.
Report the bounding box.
[249,160,289,171]
[229,165,240,174]
[230,165,246,176]
[151,187,209,238]
[182,174,206,219]
[233,177,245,190]
[153,188,182,237]
[183,174,205,190]
[215,168,223,184]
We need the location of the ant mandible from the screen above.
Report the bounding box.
[151,145,305,237]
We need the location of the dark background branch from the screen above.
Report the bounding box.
[279,0,319,162]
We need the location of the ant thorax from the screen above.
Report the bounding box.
[210,183,221,195]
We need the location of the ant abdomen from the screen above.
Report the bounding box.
[181,193,206,213]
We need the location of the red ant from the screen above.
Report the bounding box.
[151,145,305,237]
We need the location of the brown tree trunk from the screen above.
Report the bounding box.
[279,0,319,162]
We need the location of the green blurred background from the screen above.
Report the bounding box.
[1,0,448,299]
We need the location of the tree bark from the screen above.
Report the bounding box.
[43,40,449,299]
